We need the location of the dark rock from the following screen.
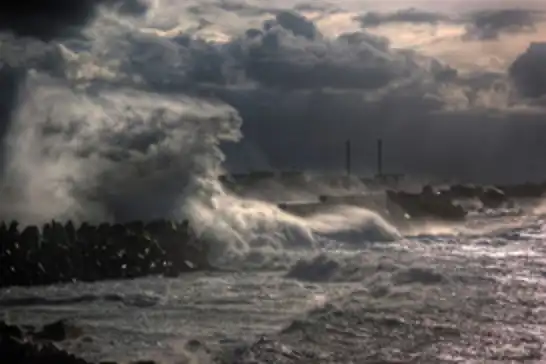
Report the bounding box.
[386,190,466,221]
[498,182,546,198]
[0,321,92,364]
[448,184,482,199]
[34,319,82,342]
[0,321,23,340]
[421,185,435,196]
[479,186,507,208]
[185,338,204,352]
[0,219,211,288]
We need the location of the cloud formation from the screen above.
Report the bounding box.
[462,8,542,41]
[355,7,544,43]
[116,8,544,181]
[509,42,546,98]
[357,8,450,28]
[0,0,148,40]
[0,0,545,222]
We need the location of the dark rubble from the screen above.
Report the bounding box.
[0,320,91,364]
[0,320,160,364]
[0,220,210,288]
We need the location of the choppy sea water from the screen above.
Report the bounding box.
[1,212,546,363]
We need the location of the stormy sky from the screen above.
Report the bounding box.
[0,0,545,221]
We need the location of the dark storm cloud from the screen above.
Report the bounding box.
[0,0,149,40]
[509,42,546,98]
[188,2,271,17]
[217,80,546,184]
[122,11,423,92]
[0,0,148,158]
[90,9,543,183]
[116,0,149,16]
[2,2,546,202]
[269,11,319,39]
[355,7,543,42]
[294,2,340,13]
[462,8,542,40]
[242,32,403,90]
[356,8,451,28]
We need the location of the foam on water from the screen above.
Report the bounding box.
[182,191,401,268]
[304,205,401,242]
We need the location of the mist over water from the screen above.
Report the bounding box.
[0,72,241,224]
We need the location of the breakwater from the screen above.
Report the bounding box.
[2,177,545,289]
[0,220,209,288]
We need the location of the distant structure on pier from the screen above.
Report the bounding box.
[218,138,404,188]
[345,137,403,186]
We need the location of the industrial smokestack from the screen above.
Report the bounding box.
[345,139,351,176]
[377,138,383,177]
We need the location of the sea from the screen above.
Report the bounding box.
[2,195,545,363]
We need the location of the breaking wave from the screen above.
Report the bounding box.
[0,10,401,270]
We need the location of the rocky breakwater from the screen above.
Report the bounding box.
[386,186,467,221]
[440,184,508,208]
[0,220,211,288]
[442,182,546,207]
[387,181,546,220]
[439,182,546,209]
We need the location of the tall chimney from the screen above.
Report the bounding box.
[345,139,351,176]
[377,138,383,177]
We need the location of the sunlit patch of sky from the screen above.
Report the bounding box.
[134,0,546,69]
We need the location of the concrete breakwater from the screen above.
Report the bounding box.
[277,182,546,223]
[277,190,468,223]
[0,220,210,288]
